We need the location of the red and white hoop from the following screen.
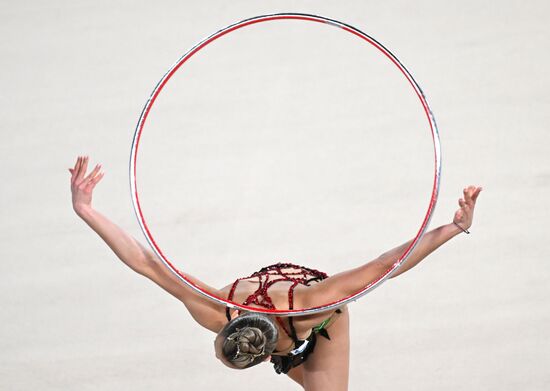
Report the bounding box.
[130,13,442,316]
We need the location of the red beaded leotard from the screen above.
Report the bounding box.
[225,262,328,335]
[225,262,337,374]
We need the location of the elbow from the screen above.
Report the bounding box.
[133,255,160,277]
[133,245,160,275]
[372,256,392,271]
[371,257,399,279]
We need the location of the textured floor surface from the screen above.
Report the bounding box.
[1,1,549,390]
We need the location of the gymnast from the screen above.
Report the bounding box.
[69,155,482,391]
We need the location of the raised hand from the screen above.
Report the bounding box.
[454,185,482,231]
[69,156,104,214]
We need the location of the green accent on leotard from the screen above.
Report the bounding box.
[313,317,331,333]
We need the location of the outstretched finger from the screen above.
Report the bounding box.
[75,156,85,181]
[86,172,104,190]
[72,157,79,172]
[77,156,89,182]
[82,156,90,177]
[71,157,82,184]
[464,187,473,206]
[472,186,483,202]
[83,164,101,183]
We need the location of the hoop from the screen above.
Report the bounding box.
[130,13,441,316]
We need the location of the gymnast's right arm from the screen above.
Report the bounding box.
[69,156,226,333]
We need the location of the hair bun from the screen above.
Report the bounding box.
[219,313,279,369]
[230,327,266,355]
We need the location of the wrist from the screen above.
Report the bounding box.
[73,204,94,218]
[451,221,470,235]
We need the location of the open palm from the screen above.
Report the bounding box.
[69,156,104,213]
[454,185,482,230]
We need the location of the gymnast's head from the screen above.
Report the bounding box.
[214,312,278,369]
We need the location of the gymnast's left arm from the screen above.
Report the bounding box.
[378,185,482,278]
[299,185,482,308]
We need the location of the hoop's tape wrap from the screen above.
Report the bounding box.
[130,13,442,316]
